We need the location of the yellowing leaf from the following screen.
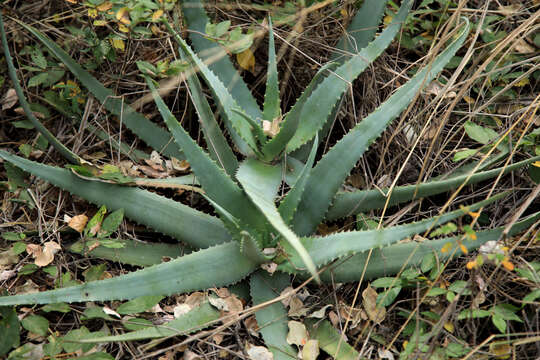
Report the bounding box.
[420,31,433,41]
[152,9,164,22]
[96,1,112,11]
[489,342,511,359]
[441,242,453,253]
[236,49,255,73]
[532,161,540,168]
[514,77,529,87]
[302,340,320,360]
[118,23,130,33]
[463,95,475,104]
[476,254,484,266]
[466,260,477,270]
[66,80,81,97]
[68,214,88,233]
[383,15,393,25]
[501,259,514,271]
[88,8,98,18]
[116,7,131,25]
[111,38,125,51]
[443,321,455,333]
[93,20,107,26]
[151,24,161,35]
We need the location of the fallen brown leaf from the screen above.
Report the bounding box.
[67,214,88,233]
[26,242,61,267]
[286,320,307,346]
[246,345,273,360]
[171,157,190,172]
[0,249,19,267]
[244,316,259,336]
[514,38,535,54]
[362,285,386,324]
[1,88,17,110]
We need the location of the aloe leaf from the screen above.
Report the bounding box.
[235,159,281,236]
[0,242,257,305]
[134,174,199,188]
[289,0,389,162]
[326,211,540,282]
[232,108,268,146]
[79,301,220,343]
[207,196,266,265]
[178,48,238,177]
[291,1,389,162]
[237,159,282,206]
[0,151,229,249]
[69,239,187,267]
[305,319,359,359]
[0,13,82,165]
[250,271,296,360]
[292,18,470,236]
[262,18,280,122]
[285,0,412,153]
[280,193,500,273]
[147,77,267,230]
[165,22,258,156]
[331,0,388,63]
[262,62,338,161]
[326,155,540,220]
[278,136,318,225]
[289,96,342,163]
[181,0,262,120]
[237,159,319,282]
[15,20,182,160]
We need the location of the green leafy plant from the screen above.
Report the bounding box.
[204,20,254,54]
[1,0,539,358]
[458,303,523,334]
[18,45,65,88]
[391,0,457,51]
[64,25,118,68]
[82,0,176,36]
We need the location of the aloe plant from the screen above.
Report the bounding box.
[1,1,539,358]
